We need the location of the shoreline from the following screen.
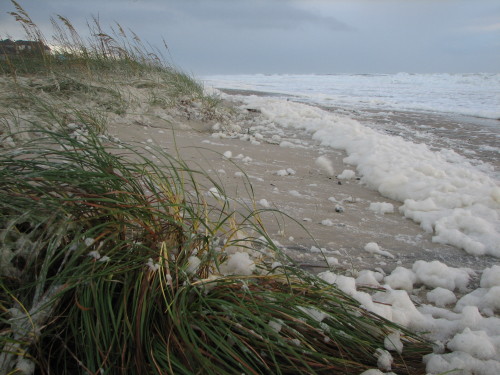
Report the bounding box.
[107,92,499,275]
[219,87,500,175]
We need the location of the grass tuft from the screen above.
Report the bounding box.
[1,2,432,374]
[0,126,431,374]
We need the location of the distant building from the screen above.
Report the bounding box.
[0,39,51,58]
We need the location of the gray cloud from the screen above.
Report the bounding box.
[1,0,499,74]
[165,0,352,31]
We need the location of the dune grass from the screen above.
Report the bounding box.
[0,127,431,374]
[1,0,220,134]
[1,2,433,374]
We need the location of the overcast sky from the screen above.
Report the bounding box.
[1,0,499,75]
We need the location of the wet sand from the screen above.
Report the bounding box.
[108,93,499,275]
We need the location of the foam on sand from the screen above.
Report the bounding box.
[315,258,500,374]
[315,155,335,176]
[364,242,395,259]
[369,202,395,214]
[240,96,500,257]
[337,169,356,179]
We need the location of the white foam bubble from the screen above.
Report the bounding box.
[337,169,356,179]
[369,202,395,215]
[412,260,470,292]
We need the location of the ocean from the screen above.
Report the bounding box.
[204,73,500,121]
[203,73,500,258]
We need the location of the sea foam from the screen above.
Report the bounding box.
[240,96,500,257]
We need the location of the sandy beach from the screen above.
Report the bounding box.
[2,70,499,374]
[2,2,499,372]
[106,91,499,275]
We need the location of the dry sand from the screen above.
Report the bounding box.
[107,94,498,274]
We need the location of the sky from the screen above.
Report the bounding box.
[1,0,499,75]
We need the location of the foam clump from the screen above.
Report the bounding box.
[315,156,334,176]
[321,219,334,226]
[186,256,201,274]
[276,168,296,176]
[364,242,395,258]
[207,187,225,200]
[279,140,295,148]
[356,270,383,286]
[375,348,393,371]
[258,198,270,208]
[430,208,499,257]
[412,260,470,292]
[297,306,328,323]
[364,242,381,253]
[318,271,357,295]
[369,202,395,215]
[426,287,457,307]
[384,331,403,354]
[384,267,416,292]
[425,352,500,375]
[220,252,255,276]
[456,286,500,314]
[447,328,497,360]
[325,256,338,267]
[268,319,283,333]
[480,265,500,288]
[373,289,425,328]
[337,169,356,179]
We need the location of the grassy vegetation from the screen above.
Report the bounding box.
[1,2,432,374]
[1,0,221,139]
[0,128,431,374]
